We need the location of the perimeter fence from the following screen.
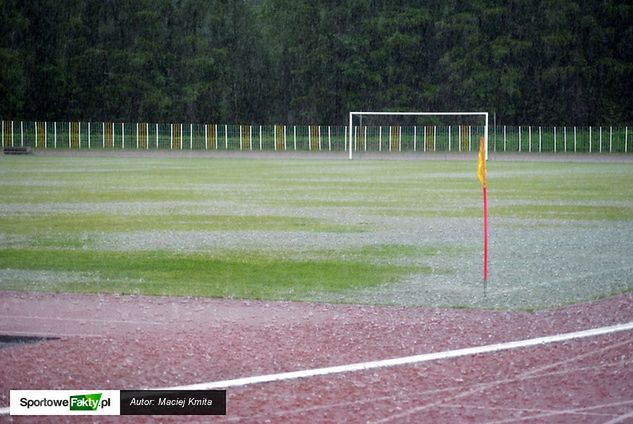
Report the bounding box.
[1,120,630,154]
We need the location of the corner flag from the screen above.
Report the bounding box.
[477,136,486,188]
[478,137,488,283]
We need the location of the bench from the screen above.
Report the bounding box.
[3,146,32,155]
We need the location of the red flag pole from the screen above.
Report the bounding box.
[483,185,488,282]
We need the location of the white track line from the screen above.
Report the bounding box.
[440,399,633,422]
[483,399,633,424]
[234,356,633,423]
[602,410,633,424]
[371,336,633,423]
[158,321,633,390]
[1,321,632,416]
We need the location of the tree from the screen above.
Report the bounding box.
[0,0,631,125]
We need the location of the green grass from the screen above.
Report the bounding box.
[1,154,632,309]
[0,248,423,299]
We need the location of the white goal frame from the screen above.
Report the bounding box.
[348,111,488,160]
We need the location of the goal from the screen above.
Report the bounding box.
[347,111,489,160]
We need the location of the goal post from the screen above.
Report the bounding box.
[348,111,488,160]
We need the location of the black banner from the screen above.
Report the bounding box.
[120,390,226,415]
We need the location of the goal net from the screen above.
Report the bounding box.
[347,111,489,160]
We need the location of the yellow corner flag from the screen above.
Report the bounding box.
[477,136,489,283]
[477,136,487,188]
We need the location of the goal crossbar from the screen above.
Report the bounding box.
[348,111,488,160]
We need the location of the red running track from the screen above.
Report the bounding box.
[1,291,632,423]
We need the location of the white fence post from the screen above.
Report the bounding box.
[528,126,532,152]
[423,126,426,152]
[364,126,368,152]
[328,126,331,151]
[448,126,451,152]
[589,126,592,153]
[599,127,602,153]
[413,126,417,152]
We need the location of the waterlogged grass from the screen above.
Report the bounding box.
[488,164,633,221]
[492,204,633,221]
[379,204,633,221]
[0,185,205,203]
[1,157,631,219]
[0,248,424,300]
[492,164,633,201]
[343,244,470,262]
[0,214,362,234]
[1,155,632,309]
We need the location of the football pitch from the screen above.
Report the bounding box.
[1,153,632,310]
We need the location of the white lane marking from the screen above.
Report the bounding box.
[158,321,633,390]
[2,321,632,416]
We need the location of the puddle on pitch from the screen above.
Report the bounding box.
[0,335,59,349]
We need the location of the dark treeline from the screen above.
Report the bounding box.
[1,0,631,125]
